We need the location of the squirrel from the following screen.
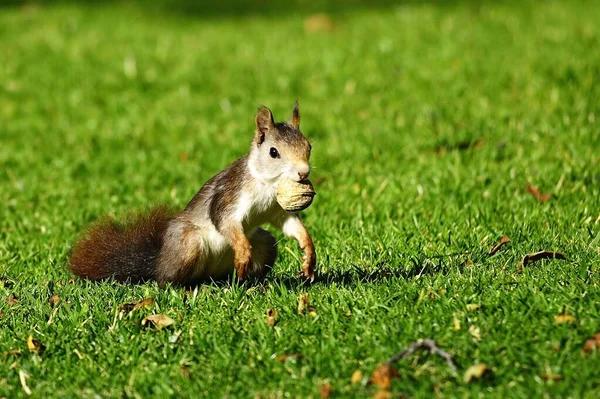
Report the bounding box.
[68,103,316,286]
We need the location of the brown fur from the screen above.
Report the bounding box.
[69,206,176,283]
[300,235,316,278]
[224,225,252,279]
[291,101,300,128]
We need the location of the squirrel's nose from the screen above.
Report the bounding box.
[296,163,310,181]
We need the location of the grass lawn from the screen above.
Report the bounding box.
[1,0,600,397]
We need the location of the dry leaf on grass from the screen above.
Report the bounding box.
[19,370,32,395]
[464,258,473,267]
[583,333,600,352]
[266,308,278,327]
[373,391,393,399]
[542,371,562,382]
[319,381,333,399]
[141,314,174,330]
[297,293,309,314]
[49,295,60,306]
[489,235,510,256]
[517,250,567,272]
[453,313,461,331]
[26,335,45,354]
[555,313,576,324]
[304,13,335,34]
[297,293,316,316]
[370,364,398,390]
[2,349,22,358]
[180,360,192,379]
[469,325,481,342]
[8,293,18,305]
[464,363,491,383]
[351,370,363,385]
[120,297,155,313]
[275,353,302,363]
[466,304,480,312]
[526,185,551,203]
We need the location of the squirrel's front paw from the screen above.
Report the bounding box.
[234,249,252,280]
[301,247,316,282]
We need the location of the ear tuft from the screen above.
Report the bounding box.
[255,106,275,145]
[291,101,300,128]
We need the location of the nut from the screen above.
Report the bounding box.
[276,179,316,212]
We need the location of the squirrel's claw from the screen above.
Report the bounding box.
[301,251,316,282]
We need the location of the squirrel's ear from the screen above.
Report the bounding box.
[291,101,300,128]
[255,106,275,145]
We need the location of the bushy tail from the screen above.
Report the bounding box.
[69,206,176,284]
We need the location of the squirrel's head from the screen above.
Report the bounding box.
[248,103,312,185]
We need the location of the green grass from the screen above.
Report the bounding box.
[1,0,600,397]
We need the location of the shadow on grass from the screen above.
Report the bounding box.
[229,251,472,290]
[2,0,486,19]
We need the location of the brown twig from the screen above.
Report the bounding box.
[489,235,510,256]
[517,250,567,272]
[385,339,456,372]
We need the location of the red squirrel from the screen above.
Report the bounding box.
[69,104,316,286]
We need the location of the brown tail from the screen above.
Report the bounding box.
[69,206,176,284]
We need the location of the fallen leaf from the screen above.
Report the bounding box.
[275,353,302,363]
[373,391,392,399]
[179,152,188,162]
[583,333,600,353]
[526,185,551,203]
[351,370,363,385]
[453,313,461,331]
[297,293,316,315]
[8,293,18,305]
[489,235,510,256]
[141,314,174,330]
[464,363,490,383]
[552,344,561,352]
[469,325,481,342]
[266,308,278,327]
[297,293,309,314]
[49,295,60,306]
[518,250,567,272]
[19,370,32,395]
[169,330,182,344]
[370,364,398,390]
[555,313,576,324]
[319,381,333,399]
[304,13,335,34]
[464,258,473,267]
[542,371,562,382]
[26,335,45,354]
[466,304,480,312]
[2,349,22,358]
[180,366,191,379]
[121,297,155,313]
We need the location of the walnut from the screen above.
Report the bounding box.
[276,179,316,212]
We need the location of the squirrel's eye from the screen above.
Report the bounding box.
[269,147,279,159]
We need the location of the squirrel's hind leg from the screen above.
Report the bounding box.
[156,221,205,286]
[247,228,277,278]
